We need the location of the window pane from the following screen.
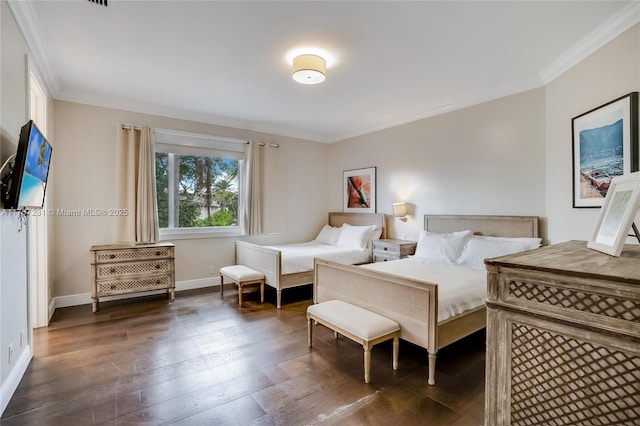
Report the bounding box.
[156,152,239,229]
[155,152,169,229]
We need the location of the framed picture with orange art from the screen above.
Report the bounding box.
[343,167,376,213]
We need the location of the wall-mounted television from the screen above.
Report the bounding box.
[4,120,53,210]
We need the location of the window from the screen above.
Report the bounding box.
[154,129,246,238]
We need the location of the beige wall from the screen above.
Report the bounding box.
[1,0,30,409]
[51,101,329,298]
[328,88,547,242]
[545,24,640,244]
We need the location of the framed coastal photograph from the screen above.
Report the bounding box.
[587,172,640,257]
[343,167,376,213]
[572,92,638,208]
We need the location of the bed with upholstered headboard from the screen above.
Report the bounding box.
[235,212,385,308]
[314,214,539,385]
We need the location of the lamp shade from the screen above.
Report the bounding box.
[292,54,326,85]
[393,202,409,218]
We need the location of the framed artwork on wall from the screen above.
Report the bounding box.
[572,92,638,208]
[587,172,640,257]
[343,167,376,213]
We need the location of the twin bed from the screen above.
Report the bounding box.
[314,214,540,385]
[235,212,385,308]
[235,212,539,385]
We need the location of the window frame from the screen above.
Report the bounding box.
[154,128,246,240]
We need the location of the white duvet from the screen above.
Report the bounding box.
[360,257,486,323]
[266,241,371,274]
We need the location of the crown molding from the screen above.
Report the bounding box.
[540,1,640,84]
[7,0,61,96]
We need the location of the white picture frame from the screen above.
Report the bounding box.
[343,167,376,213]
[587,172,640,256]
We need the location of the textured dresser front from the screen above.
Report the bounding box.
[91,242,175,312]
[484,240,640,426]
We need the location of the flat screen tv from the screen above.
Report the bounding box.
[4,120,52,210]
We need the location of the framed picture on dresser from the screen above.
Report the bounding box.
[572,92,638,208]
[588,172,640,256]
[343,167,376,213]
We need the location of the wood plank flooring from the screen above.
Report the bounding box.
[1,286,485,425]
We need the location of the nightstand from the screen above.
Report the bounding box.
[372,239,417,262]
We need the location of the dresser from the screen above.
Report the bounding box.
[484,240,640,426]
[371,239,417,262]
[90,242,175,312]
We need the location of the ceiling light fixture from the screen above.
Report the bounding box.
[292,54,326,85]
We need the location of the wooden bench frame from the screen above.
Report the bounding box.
[220,265,265,307]
[307,302,400,384]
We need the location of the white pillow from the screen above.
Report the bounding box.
[366,227,384,249]
[336,224,377,249]
[315,225,342,245]
[413,230,473,263]
[471,235,542,250]
[455,236,540,269]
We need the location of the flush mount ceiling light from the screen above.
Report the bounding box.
[292,54,326,85]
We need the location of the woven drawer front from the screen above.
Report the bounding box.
[510,323,639,426]
[97,275,171,294]
[508,280,639,322]
[96,260,170,279]
[95,247,172,263]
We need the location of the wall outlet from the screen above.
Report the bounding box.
[208,265,215,275]
[8,344,13,364]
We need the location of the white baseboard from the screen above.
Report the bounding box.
[53,277,219,310]
[1,344,32,416]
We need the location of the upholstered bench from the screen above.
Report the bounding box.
[220,265,265,307]
[307,299,400,383]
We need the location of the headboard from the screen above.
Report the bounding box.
[424,215,539,238]
[328,212,387,239]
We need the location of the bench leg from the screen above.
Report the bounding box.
[276,290,282,309]
[428,351,437,385]
[260,280,264,303]
[307,317,313,347]
[393,336,399,370]
[364,343,371,384]
[237,283,243,307]
[220,274,224,296]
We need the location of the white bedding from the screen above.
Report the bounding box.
[360,257,486,323]
[266,241,371,275]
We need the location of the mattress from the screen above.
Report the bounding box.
[266,241,371,274]
[360,257,486,323]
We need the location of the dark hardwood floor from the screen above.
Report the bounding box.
[1,286,485,425]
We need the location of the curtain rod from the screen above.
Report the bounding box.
[120,123,144,131]
[252,141,280,148]
[121,126,279,148]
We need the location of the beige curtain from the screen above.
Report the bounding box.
[243,140,262,235]
[116,126,160,243]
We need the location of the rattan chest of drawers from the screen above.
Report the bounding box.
[484,240,640,426]
[90,242,175,312]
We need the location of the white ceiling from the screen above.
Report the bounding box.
[10,1,639,143]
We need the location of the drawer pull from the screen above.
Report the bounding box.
[110,284,117,290]
[109,254,116,259]
[155,264,162,269]
[155,251,162,256]
[383,247,388,251]
[156,280,161,284]
[109,268,116,274]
